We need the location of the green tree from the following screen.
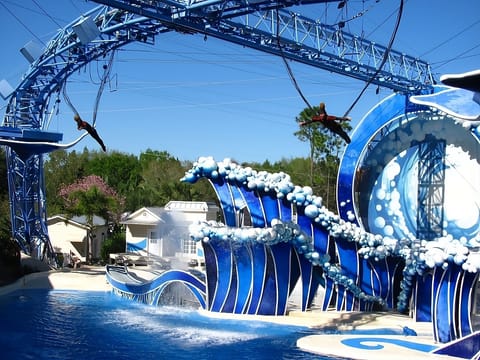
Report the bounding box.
[86,150,142,205]
[294,105,351,208]
[44,148,90,215]
[136,150,217,207]
[59,175,125,263]
[100,224,125,262]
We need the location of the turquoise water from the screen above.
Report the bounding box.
[0,289,345,360]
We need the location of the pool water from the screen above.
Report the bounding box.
[0,289,345,360]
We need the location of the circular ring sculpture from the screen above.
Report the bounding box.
[337,88,480,343]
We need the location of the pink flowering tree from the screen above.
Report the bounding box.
[58,175,125,263]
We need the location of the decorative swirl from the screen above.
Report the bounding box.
[340,337,437,352]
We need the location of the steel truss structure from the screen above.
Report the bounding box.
[1,0,434,261]
[416,137,446,241]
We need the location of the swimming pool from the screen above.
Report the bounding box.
[0,289,345,360]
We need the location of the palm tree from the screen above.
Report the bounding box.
[294,105,351,208]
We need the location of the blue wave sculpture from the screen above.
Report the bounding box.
[106,266,206,309]
[182,156,480,343]
[106,79,480,352]
[107,154,479,346]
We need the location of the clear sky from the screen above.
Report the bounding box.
[0,0,478,163]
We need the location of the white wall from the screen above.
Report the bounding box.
[48,219,107,261]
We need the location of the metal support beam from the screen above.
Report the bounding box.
[416,136,446,241]
[92,0,434,93]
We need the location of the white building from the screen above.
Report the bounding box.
[47,214,108,264]
[121,201,219,260]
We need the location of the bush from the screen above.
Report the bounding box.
[0,236,22,285]
[100,231,126,262]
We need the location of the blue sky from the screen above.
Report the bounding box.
[0,0,479,163]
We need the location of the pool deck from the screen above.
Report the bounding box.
[296,334,463,360]
[0,266,110,296]
[0,266,467,360]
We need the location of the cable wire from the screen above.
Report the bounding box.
[62,51,115,127]
[31,0,62,28]
[275,8,313,110]
[92,51,115,126]
[342,0,404,118]
[0,1,45,45]
[420,19,480,58]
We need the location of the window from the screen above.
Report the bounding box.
[150,231,158,244]
[183,238,196,254]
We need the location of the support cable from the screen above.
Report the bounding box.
[92,51,115,126]
[342,0,404,118]
[62,50,115,127]
[0,1,45,45]
[275,0,399,117]
[275,8,313,110]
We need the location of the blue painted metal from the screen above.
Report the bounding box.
[270,242,293,315]
[93,0,433,93]
[414,272,432,322]
[208,240,233,312]
[338,86,480,341]
[238,187,266,227]
[335,239,359,310]
[433,329,480,358]
[458,272,478,338]
[105,265,207,308]
[231,243,253,314]
[295,207,317,310]
[432,265,479,344]
[340,337,438,353]
[279,198,293,221]
[257,246,277,314]
[247,243,267,314]
[210,178,237,226]
[203,241,218,308]
[259,193,280,225]
[416,138,446,241]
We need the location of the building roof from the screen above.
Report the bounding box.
[120,207,163,225]
[47,214,107,228]
[164,200,218,212]
[120,201,218,225]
